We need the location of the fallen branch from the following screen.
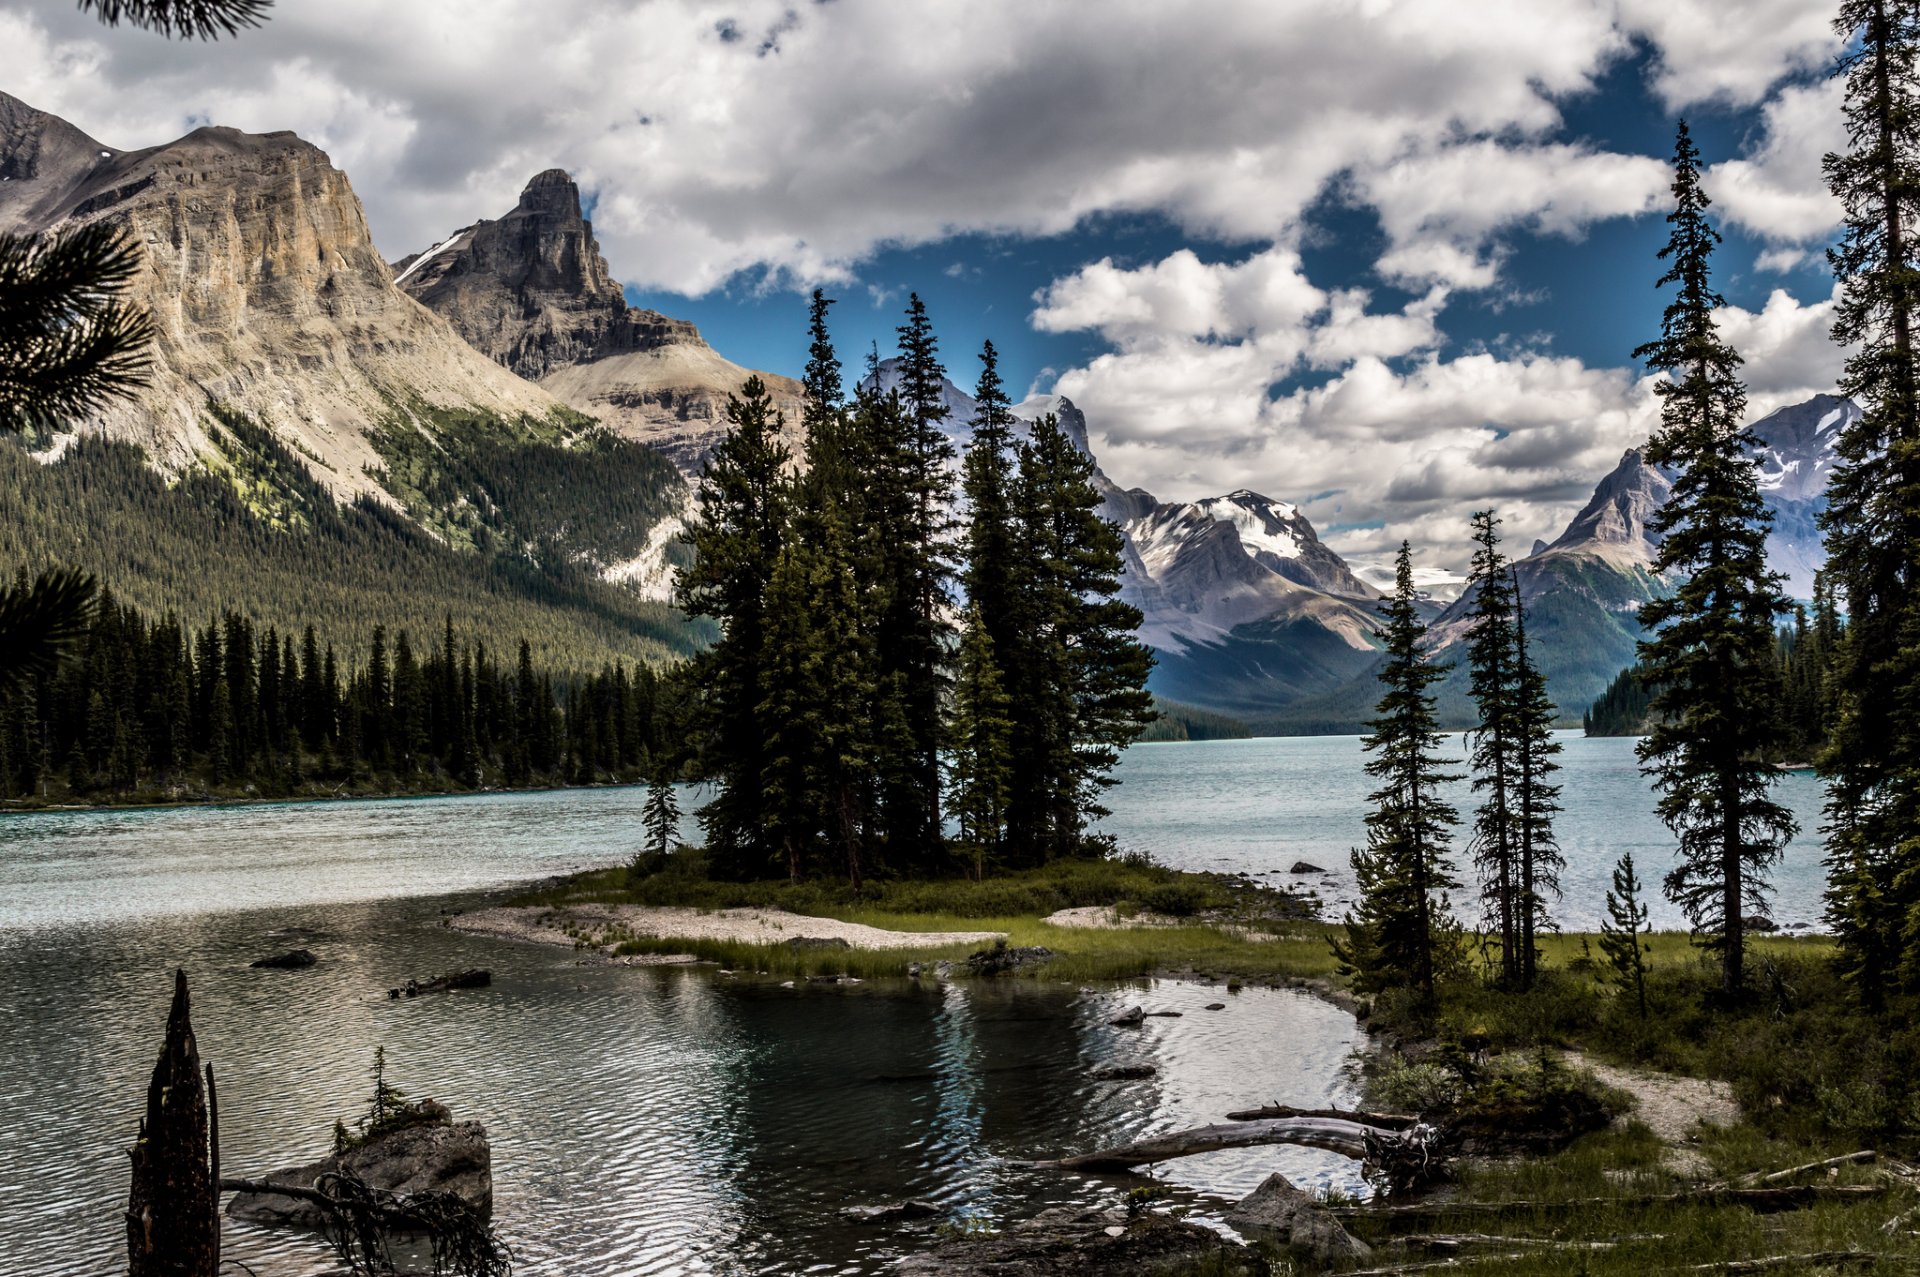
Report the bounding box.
[1223,1103,1419,1128]
[1392,1232,1652,1254]
[218,1172,510,1276]
[1736,1151,1877,1188]
[1690,1252,1885,1274]
[1328,1183,1889,1226]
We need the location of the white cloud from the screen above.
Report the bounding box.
[0,0,1635,293]
[1038,249,1844,571]
[1615,0,1841,108]
[1358,141,1671,289]
[1708,78,1846,244]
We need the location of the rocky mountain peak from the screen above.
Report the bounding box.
[1542,448,1671,566]
[0,93,557,495]
[394,167,709,381]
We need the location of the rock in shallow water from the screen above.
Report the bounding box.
[249,949,317,969]
[1225,1172,1370,1267]
[226,1114,491,1230]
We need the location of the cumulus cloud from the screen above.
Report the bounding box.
[0,0,1643,293]
[1036,247,1844,570]
[1709,78,1846,246]
[1615,0,1841,108]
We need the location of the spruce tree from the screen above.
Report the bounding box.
[1821,0,1920,999]
[949,603,1013,880]
[885,294,956,859]
[1334,542,1460,1007]
[1633,121,1795,1001]
[643,762,680,859]
[1464,509,1521,986]
[1510,579,1564,988]
[677,376,791,876]
[963,340,1020,653]
[792,291,878,883]
[757,532,830,882]
[1005,415,1154,861]
[1600,853,1652,1019]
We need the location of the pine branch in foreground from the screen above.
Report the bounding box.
[77,0,271,40]
[0,226,155,434]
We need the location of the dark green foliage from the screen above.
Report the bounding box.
[950,604,1013,880]
[78,0,271,39]
[0,584,681,804]
[0,422,695,671]
[0,224,154,433]
[679,297,1151,886]
[1001,414,1156,864]
[1821,0,1920,1001]
[641,766,679,859]
[1465,511,1522,985]
[668,375,791,875]
[0,567,97,695]
[879,294,957,855]
[1335,542,1461,1007]
[1511,576,1565,988]
[1633,121,1795,1000]
[1600,854,1651,1019]
[1583,661,1657,735]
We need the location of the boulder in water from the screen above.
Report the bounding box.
[226,1107,490,1230]
[1289,861,1325,875]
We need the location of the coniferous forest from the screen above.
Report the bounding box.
[0,585,687,803]
[679,293,1155,885]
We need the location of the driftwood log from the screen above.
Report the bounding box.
[1691,1253,1886,1274]
[1033,1117,1447,1193]
[1734,1150,1877,1187]
[1223,1103,1420,1128]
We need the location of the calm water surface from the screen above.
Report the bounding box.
[0,733,1829,1274]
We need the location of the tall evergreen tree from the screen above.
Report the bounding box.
[1510,579,1564,988]
[677,376,791,876]
[1334,542,1461,1007]
[1633,121,1795,1001]
[1464,510,1522,986]
[875,295,958,859]
[1004,416,1154,861]
[793,290,877,882]
[1821,0,1920,1000]
[963,340,1020,649]
[949,603,1013,880]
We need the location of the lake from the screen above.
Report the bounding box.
[0,731,1830,1274]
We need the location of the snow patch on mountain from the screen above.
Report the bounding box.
[1348,559,1469,602]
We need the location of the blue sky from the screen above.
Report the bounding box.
[0,0,1852,568]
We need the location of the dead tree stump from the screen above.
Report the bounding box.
[126,968,219,1277]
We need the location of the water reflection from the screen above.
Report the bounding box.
[0,893,1363,1275]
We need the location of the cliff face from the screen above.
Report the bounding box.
[396,170,804,473]
[0,90,561,502]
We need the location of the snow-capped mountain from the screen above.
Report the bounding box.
[1751,393,1856,598]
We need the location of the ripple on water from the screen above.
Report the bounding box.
[0,890,1365,1275]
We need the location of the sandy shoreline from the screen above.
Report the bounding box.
[448,902,1004,954]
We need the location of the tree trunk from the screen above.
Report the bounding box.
[127,969,219,1277]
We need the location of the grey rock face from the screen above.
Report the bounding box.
[1225,1171,1371,1266]
[226,1117,491,1230]
[394,169,704,382]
